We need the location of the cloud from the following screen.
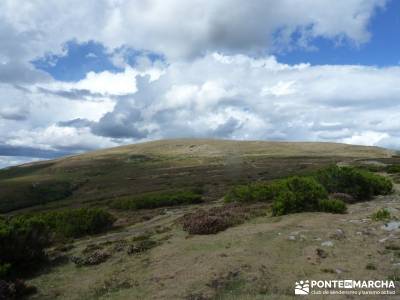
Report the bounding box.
[0,143,70,158]
[0,105,29,121]
[0,0,397,168]
[91,99,148,139]
[49,53,397,149]
[0,0,387,65]
[57,118,94,128]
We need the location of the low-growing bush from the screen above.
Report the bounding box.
[36,208,116,238]
[371,208,391,221]
[314,166,392,201]
[225,181,287,203]
[226,176,328,216]
[318,199,347,214]
[271,177,328,216]
[0,263,10,279]
[386,164,400,174]
[1,208,115,280]
[0,216,51,279]
[110,190,203,210]
[180,204,263,234]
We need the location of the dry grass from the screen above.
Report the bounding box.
[27,184,400,299]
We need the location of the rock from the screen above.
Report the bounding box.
[321,241,334,247]
[316,248,328,259]
[288,235,296,241]
[71,250,111,266]
[382,221,400,232]
[330,229,345,240]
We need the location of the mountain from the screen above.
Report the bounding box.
[0,139,393,213]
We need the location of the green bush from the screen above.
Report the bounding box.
[0,216,51,279]
[314,166,392,201]
[110,190,203,210]
[386,164,400,174]
[271,177,328,216]
[30,180,75,205]
[0,263,11,278]
[371,208,391,221]
[225,180,289,203]
[226,176,328,216]
[318,199,347,214]
[36,208,116,238]
[0,208,115,281]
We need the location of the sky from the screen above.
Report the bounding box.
[1,0,400,168]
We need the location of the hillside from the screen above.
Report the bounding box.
[2,139,400,299]
[0,139,393,213]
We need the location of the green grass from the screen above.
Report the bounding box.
[371,208,391,221]
[109,190,203,210]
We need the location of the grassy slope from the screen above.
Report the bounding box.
[0,139,393,213]
[29,182,400,300]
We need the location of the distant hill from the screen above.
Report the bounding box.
[0,139,393,213]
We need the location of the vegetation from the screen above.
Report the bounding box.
[0,180,76,213]
[0,216,51,279]
[33,208,116,238]
[225,166,392,216]
[318,199,347,214]
[271,177,328,216]
[110,190,203,210]
[181,204,264,234]
[0,207,115,281]
[226,176,329,216]
[314,166,392,201]
[386,164,400,174]
[371,208,391,221]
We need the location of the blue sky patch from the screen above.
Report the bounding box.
[277,0,400,66]
[33,40,165,82]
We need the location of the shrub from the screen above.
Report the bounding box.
[225,181,287,203]
[36,208,116,238]
[181,204,263,235]
[271,177,328,216]
[0,264,10,279]
[386,164,400,174]
[0,216,51,279]
[314,166,392,201]
[30,180,75,205]
[227,176,330,216]
[110,190,203,210]
[318,199,347,214]
[0,279,37,299]
[371,208,391,221]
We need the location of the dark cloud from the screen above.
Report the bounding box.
[212,117,242,138]
[0,107,29,121]
[91,107,148,139]
[0,144,71,158]
[57,118,94,128]
[38,87,104,100]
